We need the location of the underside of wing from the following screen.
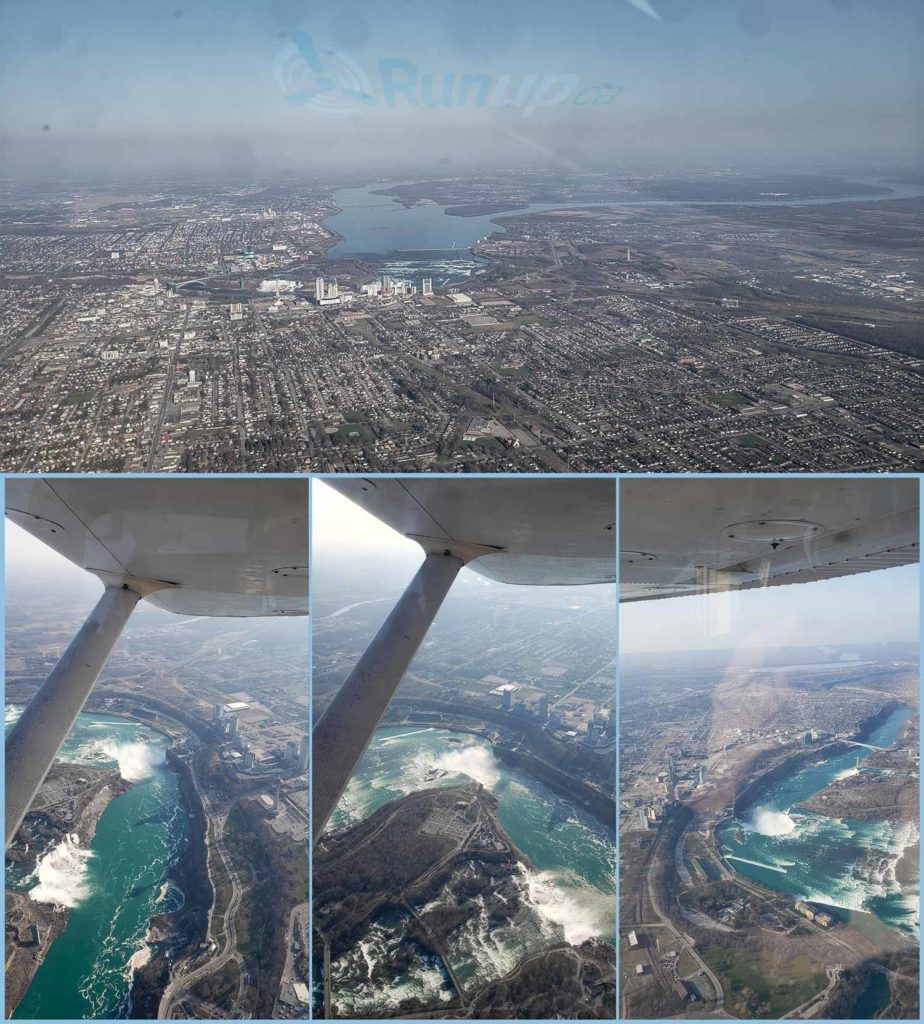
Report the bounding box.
[6,478,309,616]
[620,478,918,603]
[325,478,615,585]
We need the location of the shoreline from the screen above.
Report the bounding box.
[128,748,212,1018]
[388,701,616,831]
[732,699,904,818]
[716,702,918,942]
[5,767,131,1018]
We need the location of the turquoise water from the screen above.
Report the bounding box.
[716,708,918,936]
[325,726,615,1015]
[331,726,615,894]
[7,710,186,1019]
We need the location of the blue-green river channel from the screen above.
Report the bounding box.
[717,707,918,938]
[6,709,186,1019]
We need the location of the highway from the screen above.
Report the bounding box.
[145,308,189,471]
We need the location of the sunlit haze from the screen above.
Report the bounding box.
[620,562,920,653]
[3,0,922,180]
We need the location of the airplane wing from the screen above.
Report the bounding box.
[324,477,615,585]
[620,478,918,603]
[312,478,614,838]
[5,478,309,616]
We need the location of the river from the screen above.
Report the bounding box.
[323,177,924,280]
[716,707,918,939]
[6,709,186,1020]
[325,725,615,1015]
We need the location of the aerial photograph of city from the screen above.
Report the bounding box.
[1,0,923,1021]
[311,478,617,1018]
[4,478,310,1019]
[1,1,922,472]
[618,477,920,1020]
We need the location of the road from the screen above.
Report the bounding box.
[781,964,842,1019]
[319,787,494,1016]
[145,309,189,471]
[227,322,247,468]
[271,901,309,1018]
[644,823,727,1014]
[403,902,468,1009]
[157,797,247,1019]
[0,295,68,360]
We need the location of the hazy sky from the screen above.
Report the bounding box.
[312,479,418,559]
[2,0,922,180]
[6,519,76,572]
[620,562,920,653]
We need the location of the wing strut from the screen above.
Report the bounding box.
[5,584,141,848]
[312,551,464,841]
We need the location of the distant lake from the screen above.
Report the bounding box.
[323,178,924,276]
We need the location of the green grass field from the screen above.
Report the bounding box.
[701,947,825,1017]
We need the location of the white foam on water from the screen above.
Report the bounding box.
[99,740,166,781]
[794,819,920,931]
[727,854,788,875]
[380,728,435,744]
[30,833,93,908]
[743,806,796,836]
[331,920,451,1016]
[834,766,860,781]
[157,878,185,912]
[522,868,613,945]
[433,745,501,791]
[127,943,151,972]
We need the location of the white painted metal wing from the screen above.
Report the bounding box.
[619,478,918,603]
[326,477,616,585]
[6,478,309,616]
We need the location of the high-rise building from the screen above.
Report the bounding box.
[227,715,239,738]
[537,694,549,720]
[298,736,309,772]
[212,704,222,722]
[285,739,298,765]
[502,688,512,711]
[422,278,433,296]
[315,276,341,306]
